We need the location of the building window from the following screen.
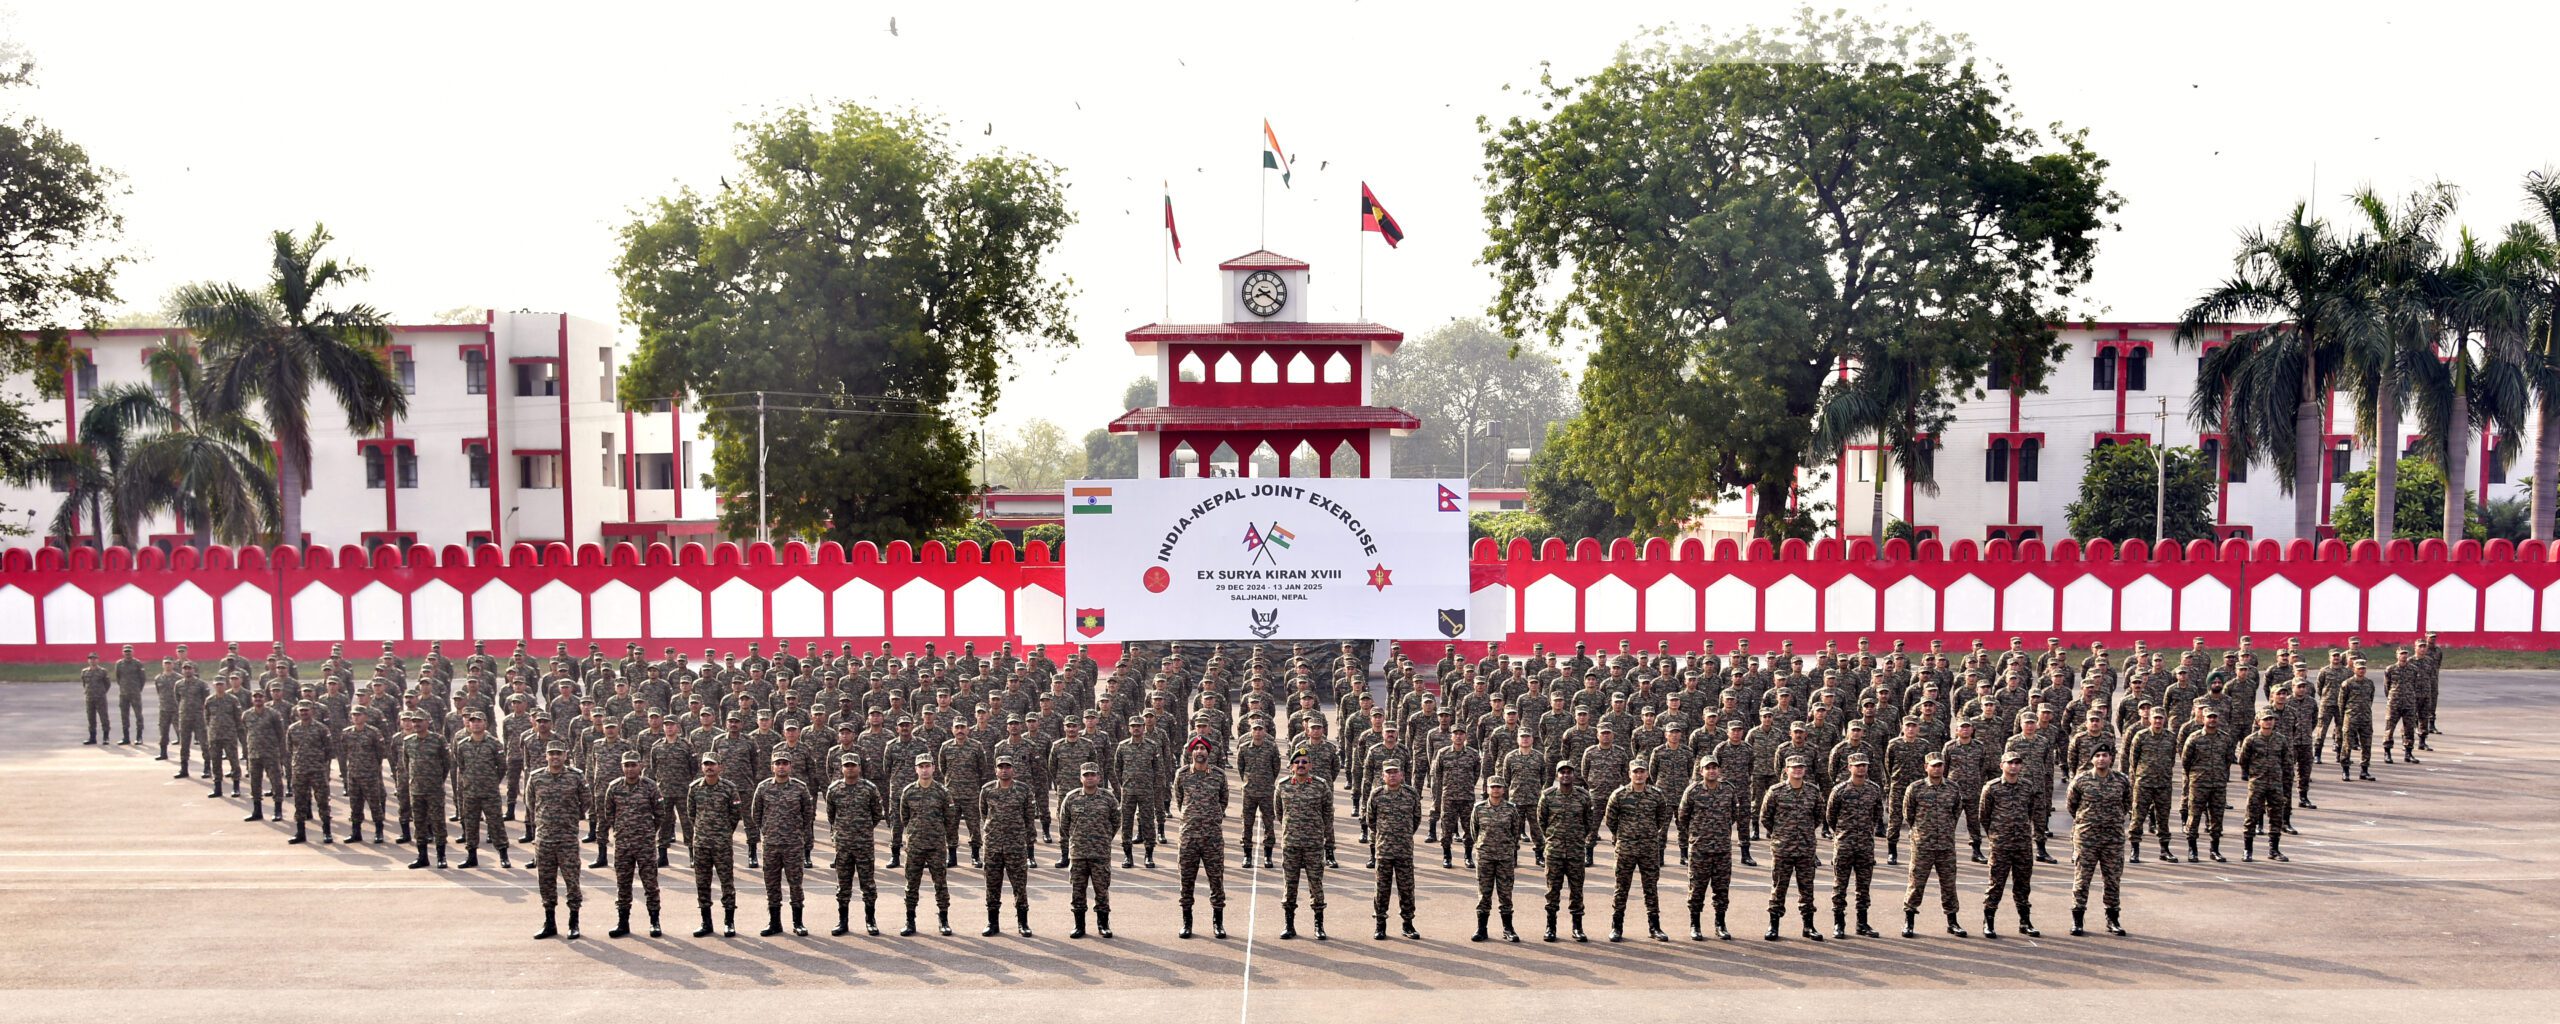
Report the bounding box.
[465,530,494,548]
[395,446,418,488]
[598,347,615,404]
[518,453,561,489]
[2124,349,2148,391]
[73,355,98,398]
[601,432,617,487]
[2018,439,2041,482]
[635,452,675,490]
[467,445,489,489]
[2092,348,2117,391]
[364,532,416,552]
[646,397,673,413]
[394,351,417,395]
[681,441,695,485]
[514,361,558,397]
[48,469,72,493]
[364,448,387,489]
[1986,439,2010,483]
[465,349,488,395]
[2329,441,2352,481]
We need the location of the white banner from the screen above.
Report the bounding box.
[1062,477,1472,641]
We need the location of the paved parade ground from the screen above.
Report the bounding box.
[4,672,2557,1023]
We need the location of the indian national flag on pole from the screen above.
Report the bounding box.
[1070,485,1113,515]
[1261,119,1292,187]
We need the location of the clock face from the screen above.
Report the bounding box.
[1240,270,1287,317]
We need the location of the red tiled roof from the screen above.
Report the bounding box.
[1218,250,1311,270]
[1124,321,1404,351]
[1107,405,1421,433]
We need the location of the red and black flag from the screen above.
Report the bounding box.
[1164,181,1182,262]
[1360,182,1403,248]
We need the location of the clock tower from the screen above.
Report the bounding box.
[1109,250,1417,479]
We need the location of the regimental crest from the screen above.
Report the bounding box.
[1074,609,1105,638]
[1248,607,1281,639]
[1436,608,1466,638]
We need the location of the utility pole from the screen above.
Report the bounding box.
[755,391,768,546]
[2154,395,2169,546]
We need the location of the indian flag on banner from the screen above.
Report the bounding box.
[1261,119,1292,187]
[1264,522,1294,548]
[1070,485,1113,515]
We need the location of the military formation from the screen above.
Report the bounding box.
[84,629,2446,945]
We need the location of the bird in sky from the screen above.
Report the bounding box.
[984,123,994,136]
[888,17,898,36]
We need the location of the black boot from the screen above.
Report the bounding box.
[609,909,631,938]
[1209,907,1225,939]
[1831,907,1846,940]
[2243,835,2255,863]
[1122,847,1135,869]
[459,847,479,869]
[761,907,783,937]
[1281,908,1298,940]
[566,908,581,939]
[499,847,510,868]
[1648,912,1668,941]
[1071,910,1089,939]
[1765,909,1783,941]
[2159,839,2177,862]
[1374,915,1389,941]
[1715,909,1731,940]
[1983,907,1999,939]
[1181,907,1195,939]
[2071,908,2086,936]
[2106,909,2126,936]
[724,907,738,937]
[590,847,607,869]
[1970,837,1984,864]
[1802,908,1824,941]
[1856,911,1877,938]
[1501,911,1518,942]
[899,907,918,937]
[289,823,307,845]
[1946,912,1967,937]
[2188,836,2201,862]
[2018,912,2040,938]
[1472,911,1490,942]
[1313,908,1329,940]
[1402,915,1420,940]
[866,904,880,936]
[2035,837,2055,864]
[793,906,808,937]
[2269,838,2289,862]
[436,842,448,868]
[703,905,723,938]
[985,907,1002,937]
[2129,841,2142,864]
[2209,839,2226,863]
[938,909,953,937]
[408,847,429,869]
[1607,911,1624,943]
[1902,910,1917,938]
[1570,912,1586,942]
[535,908,559,940]
[1543,910,1558,942]
[1097,910,1112,938]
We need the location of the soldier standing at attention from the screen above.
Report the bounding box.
[2182,708,2236,862]
[2236,710,2293,863]
[1233,718,1283,868]
[939,720,992,868]
[1604,757,1672,942]
[1826,753,1884,939]
[2066,746,2133,937]
[822,754,884,936]
[1536,763,1595,942]
[1939,718,1993,863]
[1058,761,1120,939]
[79,652,112,746]
[1899,752,1968,937]
[1274,753,1333,940]
[1172,741,1231,939]
[2382,649,2422,765]
[340,705,389,843]
[113,645,147,745]
[1294,718,1343,868]
[1979,750,2041,938]
[526,743,589,940]
[175,667,212,780]
[1471,776,1525,943]
[1116,716,1168,868]
[2123,708,2179,863]
[1882,718,1930,867]
[647,719,695,867]
[895,755,957,936]
[1432,727,1484,868]
[603,751,671,938]
[2284,679,2320,810]
[1363,760,1425,940]
[1675,759,1738,940]
[1045,716,1103,867]
[687,753,745,937]
[242,688,286,822]
[1758,755,1825,942]
[451,711,510,868]
[399,710,451,869]
[749,751,816,937]
[283,701,336,846]
[979,755,1040,937]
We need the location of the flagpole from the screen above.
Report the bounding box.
[1162,180,1171,322]
[1358,224,1367,321]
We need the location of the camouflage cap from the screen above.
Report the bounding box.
[1078,761,1102,775]
[2000,751,2024,762]
[620,752,642,764]
[994,754,1015,767]
[771,750,794,763]
[548,743,570,755]
[840,753,861,766]
[1380,760,1404,772]
[464,709,486,720]
[1784,755,1809,768]
[1924,752,1945,765]
[912,754,934,765]
[1846,753,1870,766]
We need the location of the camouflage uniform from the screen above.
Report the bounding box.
[1233,734,1283,857]
[243,701,287,813]
[1979,775,2039,921]
[2236,726,2292,850]
[1114,733,1167,861]
[1275,775,1333,919]
[285,713,335,836]
[940,735,991,861]
[1431,742,1484,861]
[1900,777,1964,918]
[898,778,958,914]
[979,778,1040,917]
[2337,674,2376,773]
[1603,781,1671,926]
[687,774,745,915]
[646,734,696,852]
[175,673,211,777]
[399,726,451,846]
[524,761,588,911]
[1676,778,1737,921]
[339,719,390,838]
[2066,768,2132,913]
[1473,794,1525,919]
[823,773,884,918]
[1535,782,1595,920]
[80,661,111,744]
[1058,784,1120,919]
[1172,765,1230,914]
[1363,780,1422,925]
[1825,776,1884,925]
[114,655,146,743]
[451,732,510,855]
[2123,724,2180,857]
[2181,725,2235,854]
[604,771,671,920]
[749,772,817,917]
[1758,779,1823,920]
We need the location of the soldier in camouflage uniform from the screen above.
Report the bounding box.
[242,688,286,822]
[687,753,745,937]
[2181,708,2235,861]
[2236,709,2293,863]
[113,646,147,744]
[1758,755,1825,941]
[175,667,212,780]
[1898,752,1968,937]
[1058,761,1120,939]
[340,705,389,843]
[1824,752,1886,938]
[603,751,671,937]
[896,755,958,936]
[1172,741,1231,939]
[980,755,1041,937]
[1362,760,1424,940]
[1471,777,1525,942]
[451,711,510,868]
[1233,717,1283,867]
[399,710,452,869]
[2066,746,2133,937]
[79,653,111,745]
[748,751,816,936]
[823,754,884,936]
[1431,728,1484,868]
[2338,660,2377,780]
[646,719,695,866]
[1292,718,1342,867]
[525,743,588,940]
[1675,760,1738,940]
[1535,763,1594,942]
[939,721,992,868]
[284,701,336,845]
[1979,750,2042,937]
[2123,708,2179,862]
[1274,753,1333,940]
[1603,758,1672,942]
[1115,716,1168,868]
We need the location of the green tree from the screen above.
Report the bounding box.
[0,42,128,530]
[1481,11,2114,536]
[1370,317,1574,484]
[930,516,1001,550]
[1023,522,1063,551]
[2333,458,2480,543]
[1527,415,1637,541]
[1468,510,1554,546]
[116,344,280,547]
[2521,168,2560,541]
[616,103,1075,545]
[2412,225,2537,540]
[2179,205,2364,540]
[1079,377,1155,480]
[982,417,1085,491]
[2063,443,2213,544]
[2341,183,2457,543]
[175,225,405,547]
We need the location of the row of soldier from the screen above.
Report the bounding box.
[79,630,2444,943]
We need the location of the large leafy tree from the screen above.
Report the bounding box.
[1080,377,1155,480]
[2340,184,2457,542]
[981,417,1085,491]
[616,103,1075,544]
[2525,168,2560,541]
[2179,205,2364,540]
[2063,442,2213,544]
[1369,317,1575,484]
[2333,458,2479,543]
[1526,415,1638,540]
[176,225,406,547]
[1481,11,2115,535]
[117,344,280,547]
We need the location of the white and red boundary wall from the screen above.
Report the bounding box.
[3,535,2555,664]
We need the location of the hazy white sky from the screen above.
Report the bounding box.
[13,0,2557,439]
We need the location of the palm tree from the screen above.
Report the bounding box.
[174,225,405,547]
[2413,227,2537,541]
[1815,347,1947,541]
[9,381,163,546]
[2521,168,2560,541]
[116,344,280,547]
[2179,204,2365,541]
[2341,184,2457,543]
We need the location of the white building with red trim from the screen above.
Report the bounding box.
[9,311,719,550]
